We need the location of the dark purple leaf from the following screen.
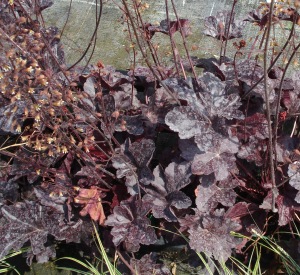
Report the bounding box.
[245,9,269,29]
[237,136,266,166]
[128,66,156,83]
[192,133,238,181]
[199,72,244,120]
[128,138,155,168]
[99,66,131,90]
[181,209,241,262]
[143,162,192,221]
[226,202,260,219]
[165,106,208,139]
[276,136,300,163]
[115,115,144,135]
[226,202,267,238]
[112,138,155,193]
[179,138,203,161]
[0,202,82,263]
[131,253,172,275]
[195,182,236,213]
[277,194,300,226]
[0,179,19,204]
[105,196,157,252]
[288,161,300,203]
[162,77,200,107]
[82,77,96,110]
[111,83,140,110]
[10,148,56,183]
[147,19,191,38]
[204,11,246,40]
[111,155,138,195]
[0,101,26,134]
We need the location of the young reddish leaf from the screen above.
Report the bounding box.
[232,113,269,142]
[74,186,106,225]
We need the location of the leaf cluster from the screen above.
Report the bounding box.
[1,0,300,273]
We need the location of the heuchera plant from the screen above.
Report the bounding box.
[1,0,300,272]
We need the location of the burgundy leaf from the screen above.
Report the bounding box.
[232,113,269,142]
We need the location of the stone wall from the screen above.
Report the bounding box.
[43,0,263,68]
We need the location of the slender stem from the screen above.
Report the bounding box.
[60,0,73,38]
[169,0,198,81]
[116,250,136,274]
[67,0,102,70]
[131,0,163,76]
[263,0,277,213]
[242,19,295,99]
[273,22,299,165]
[121,0,181,105]
[165,0,180,76]
[222,0,238,62]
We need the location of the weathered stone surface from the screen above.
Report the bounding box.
[42,1,262,68]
